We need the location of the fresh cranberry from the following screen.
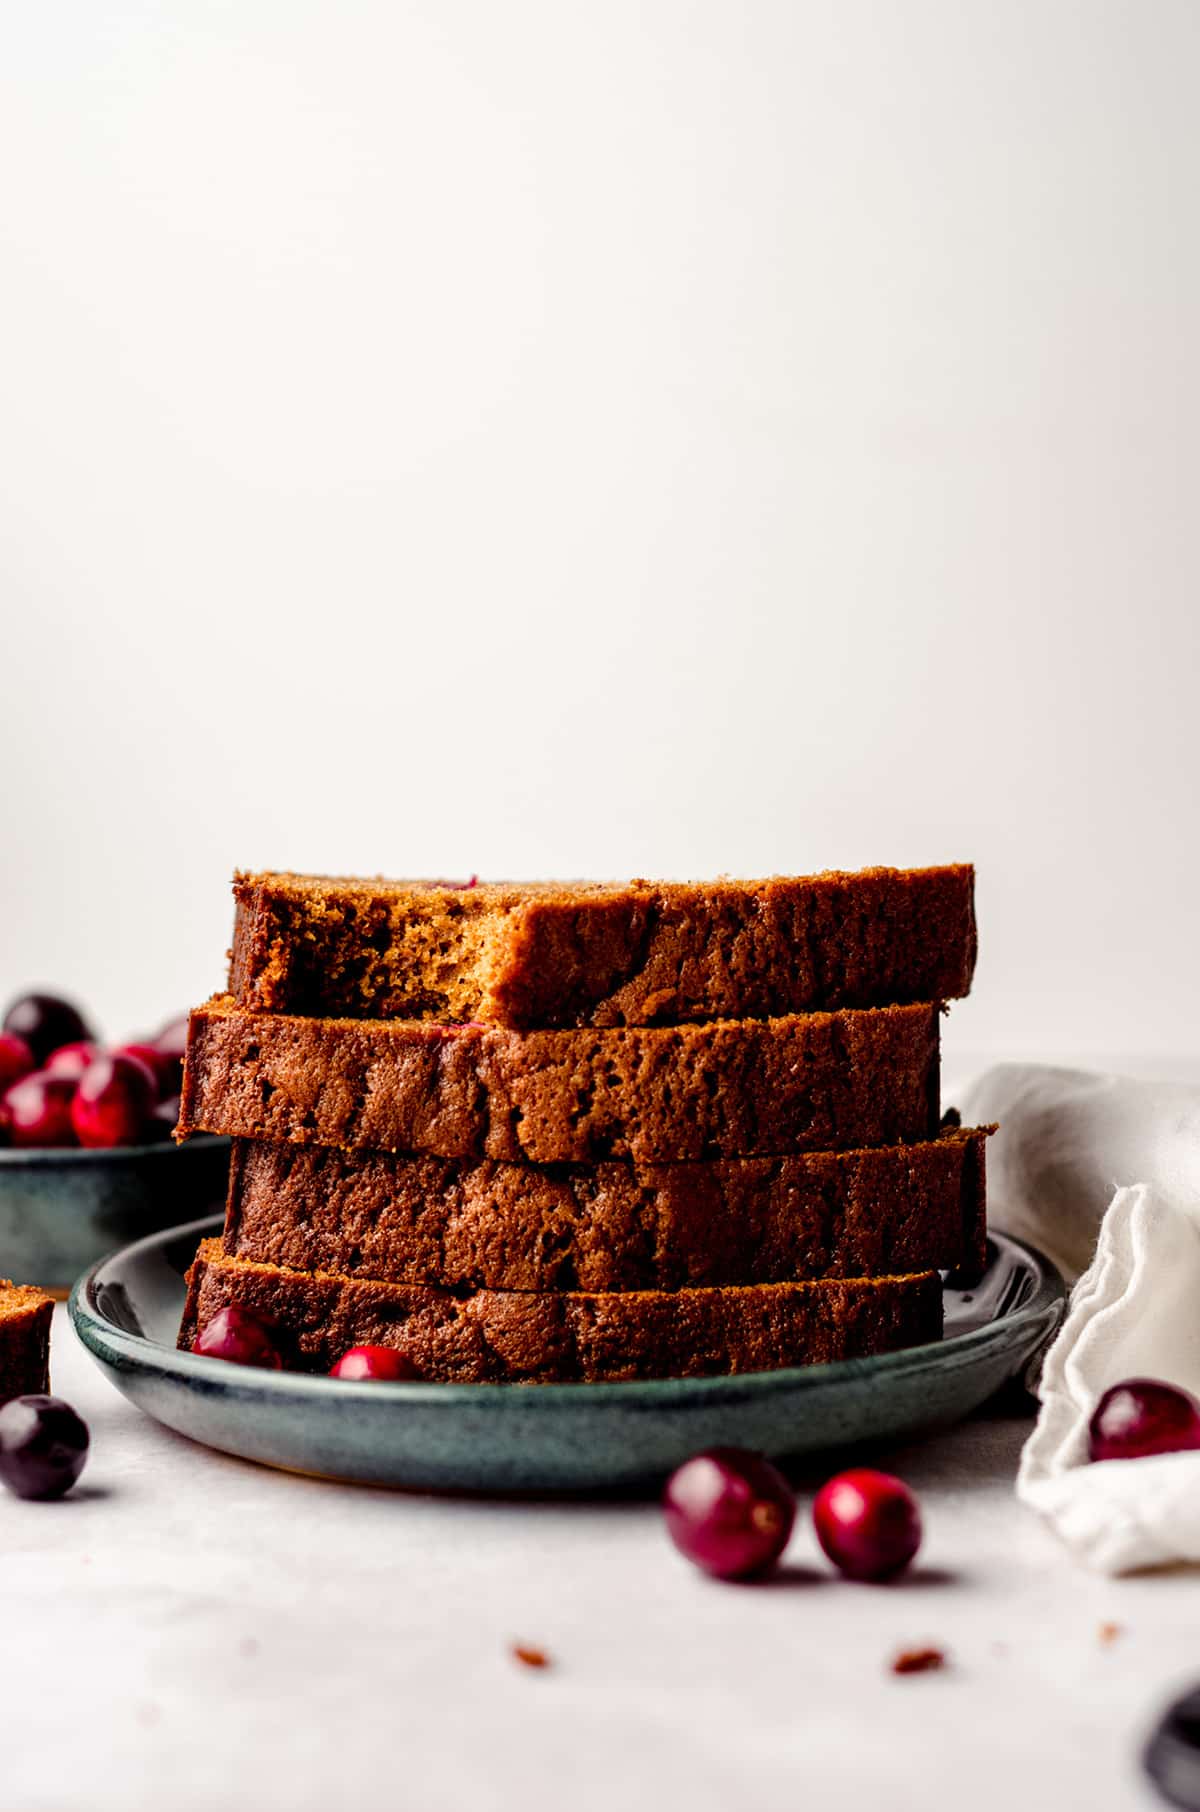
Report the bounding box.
[663,1447,795,1580]
[70,1052,156,1148]
[0,1033,35,1091]
[330,1345,422,1381]
[1088,1379,1200,1462]
[44,1041,101,1080]
[152,1016,189,1098]
[3,1071,77,1148]
[2,995,93,1068]
[0,1395,90,1500]
[813,1469,923,1581]
[108,1042,165,1096]
[194,1306,283,1369]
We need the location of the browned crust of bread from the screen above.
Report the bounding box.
[179,1240,943,1382]
[178,996,941,1164]
[223,1125,990,1291]
[228,864,976,1028]
[0,1282,54,1405]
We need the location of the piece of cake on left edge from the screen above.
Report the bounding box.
[0,1282,54,1404]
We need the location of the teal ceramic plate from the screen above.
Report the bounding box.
[0,1138,229,1295]
[70,1219,1064,1494]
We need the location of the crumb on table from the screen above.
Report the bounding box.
[891,1646,946,1676]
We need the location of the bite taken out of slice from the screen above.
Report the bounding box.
[228,864,976,1028]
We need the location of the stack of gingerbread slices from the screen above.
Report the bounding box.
[176,865,988,1382]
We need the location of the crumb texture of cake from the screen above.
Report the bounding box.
[180,1241,943,1382]
[178,997,941,1163]
[228,864,976,1028]
[223,1126,990,1292]
[0,1282,54,1404]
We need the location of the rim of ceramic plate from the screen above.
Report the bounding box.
[69,1217,1066,1408]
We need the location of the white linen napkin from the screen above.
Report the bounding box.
[956,1063,1200,1574]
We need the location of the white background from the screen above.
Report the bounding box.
[2,1,1197,1064]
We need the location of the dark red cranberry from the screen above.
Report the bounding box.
[813,1469,922,1581]
[662,1447,795,1580]
[2,995,93,1068]
[152,1016,189,1098]
[330,1345,422,1381]
[70,1052,156,1148]
[111,1042,170,1098]
[44,1040,101,1079]
[3,1071,77,1148]
[0,1395,90,1500]
[0,1033,35,1091]
[194,1306,283,1369]
[1088,1379,1200,1462]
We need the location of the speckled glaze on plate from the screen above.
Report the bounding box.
[0,1138,230,1295]
[69,1218,1064,1494]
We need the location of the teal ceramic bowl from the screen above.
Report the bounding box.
[0,1138,230,1293]
[70,1219,1064,1493]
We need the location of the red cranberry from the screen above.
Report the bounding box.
[44,1041,101,1080]
[70,1052,156,1148]
[111,1043,171,1094]
[330,1345,422,1381]
[1088,1379,1200,1462]
[813,1469,923,1581]
[194,1306,283,1369]
[152,1016,189,1098]
[2,994,93,1068]
[663,1447,796,1580]
[0,1033,35,1091]
[3,1071,77,1148]
[0,1395,90,1500]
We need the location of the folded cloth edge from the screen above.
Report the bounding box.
[1018,1181,1200,1573]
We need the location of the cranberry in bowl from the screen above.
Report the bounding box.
[0,993,228,1292]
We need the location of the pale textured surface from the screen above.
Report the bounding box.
[0,1307,1183,1812]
